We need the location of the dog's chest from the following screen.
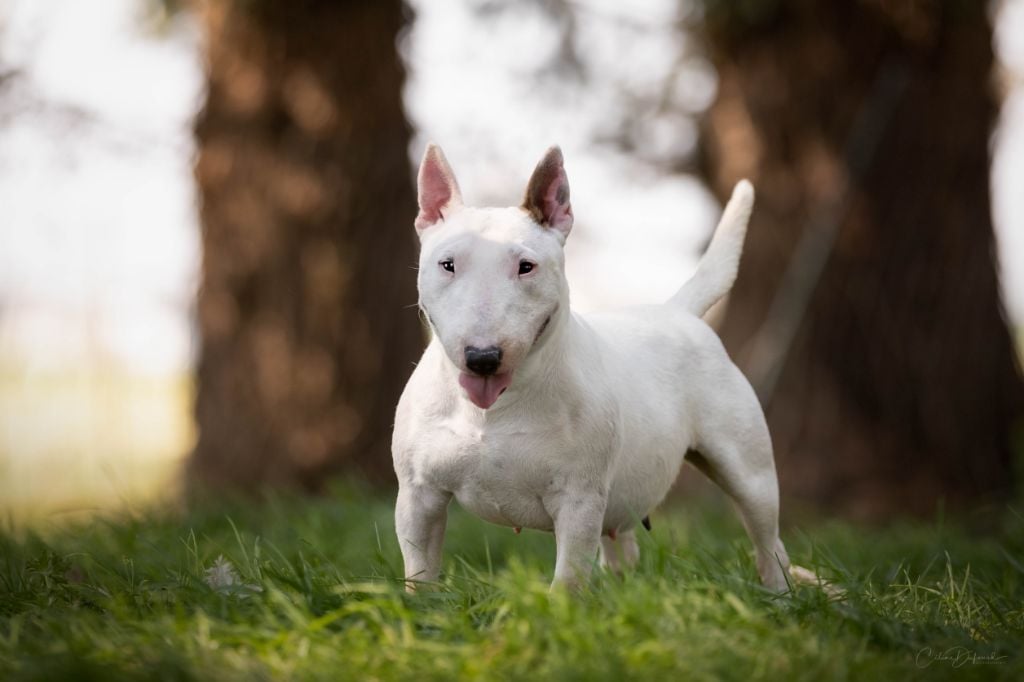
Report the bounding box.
[419,418,577,531]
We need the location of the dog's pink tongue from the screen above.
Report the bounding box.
[458,372,513,410]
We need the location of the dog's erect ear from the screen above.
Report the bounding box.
[522,146,573,238]
[416,143,463,235]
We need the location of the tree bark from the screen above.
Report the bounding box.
[699,0,1024,519]
[189,0,422,491]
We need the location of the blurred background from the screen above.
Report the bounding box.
[1,0,1022,523]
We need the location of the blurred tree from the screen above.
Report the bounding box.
[699,0,1024,518]
[188,0,421,490]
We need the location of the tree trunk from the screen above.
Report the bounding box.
[699,1,1024,519]
[188,0,422,491]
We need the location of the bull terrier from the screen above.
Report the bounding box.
[392,144,792,591]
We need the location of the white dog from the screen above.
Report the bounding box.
[392,144,792,591]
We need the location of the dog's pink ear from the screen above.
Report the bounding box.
[522,146,573,238]
[416,143,463,235]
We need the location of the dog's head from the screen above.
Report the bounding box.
[414,144,573,410]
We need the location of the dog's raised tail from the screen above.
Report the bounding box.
[671,180,754,317]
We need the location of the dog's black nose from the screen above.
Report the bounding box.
[464,345,503,376]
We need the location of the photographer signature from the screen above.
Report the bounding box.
[916,646,1008,668]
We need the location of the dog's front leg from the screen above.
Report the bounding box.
[395,482,451,591]
[546,490,606,590]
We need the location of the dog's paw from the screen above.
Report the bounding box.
[788,564,843,598]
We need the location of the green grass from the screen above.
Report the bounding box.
[1,485,1022,681]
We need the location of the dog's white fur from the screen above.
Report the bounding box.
[393,144,791,591]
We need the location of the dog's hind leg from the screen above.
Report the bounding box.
[689,379,790,591]
[600,530,639,574]
[688,444,790,591]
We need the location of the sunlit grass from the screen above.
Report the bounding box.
[0,485,1021,680]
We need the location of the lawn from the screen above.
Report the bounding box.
[0,484,1021,681]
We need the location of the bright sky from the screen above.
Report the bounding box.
[0,0,1021,378]
[0,0,202,375]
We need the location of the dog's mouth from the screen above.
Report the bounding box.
[458,372,513,410]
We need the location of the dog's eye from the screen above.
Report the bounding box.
[518,260,535,276]
[439,258,455,274]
